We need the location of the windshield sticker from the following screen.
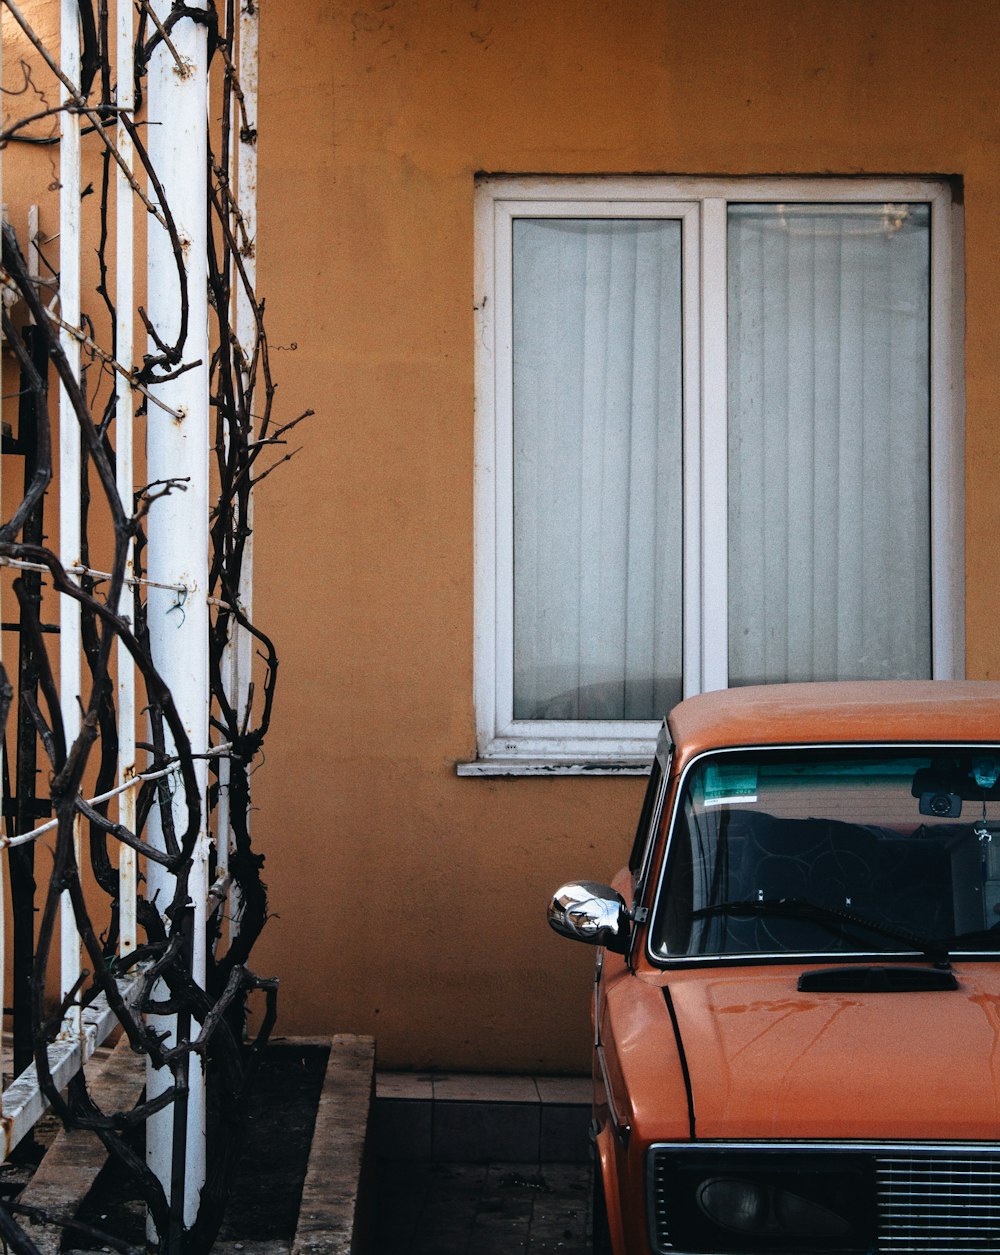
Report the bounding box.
[703,764,758,806]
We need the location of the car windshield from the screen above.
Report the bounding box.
[651,746,1000,962]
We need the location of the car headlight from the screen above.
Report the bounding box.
[697,1177,853,1238]
[649,1149,875,1253]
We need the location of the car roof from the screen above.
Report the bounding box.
[666,680,1000,758]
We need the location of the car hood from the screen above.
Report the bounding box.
[663,964,1000,1140]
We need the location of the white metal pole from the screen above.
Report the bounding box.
[228,0,260,941]
[27,204,39,287]
[0,5,5,1083]
[216,5,237,903]
[215,650,231,889]
[58,0,83,1043]
[145,0,210,1230]
[115,0,137,958]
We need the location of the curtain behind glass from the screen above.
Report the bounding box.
[512,218,683,720]
[728,203,932,686]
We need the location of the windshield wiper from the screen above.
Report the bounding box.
[690,897,952,967]
[934,925,1000,953]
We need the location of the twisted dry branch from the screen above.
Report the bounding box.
[0,2,296,1250]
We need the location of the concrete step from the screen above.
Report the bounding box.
[291,1034,374,1255]
[8,1035,376,1255]
[19,1036,147,1255]
[374,1072,590,1164]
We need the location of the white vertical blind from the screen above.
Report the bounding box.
[727,203,932,686]
[511,218,684,720]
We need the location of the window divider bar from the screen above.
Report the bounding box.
[681,202,704,700]
[699,198,729,694]
[929,187,965,680]
[490,199,515,738]
[472,183,499,755]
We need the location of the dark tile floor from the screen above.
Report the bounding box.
[374,1160,593,1254]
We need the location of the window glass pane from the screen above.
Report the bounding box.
[512,218,683,720]
[727,203,932,686]
[652,747,1000,960]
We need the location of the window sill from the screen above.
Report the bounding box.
[455,758,651,777]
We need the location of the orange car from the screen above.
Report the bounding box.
[549,681,1000,1255]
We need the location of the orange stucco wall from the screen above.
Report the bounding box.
[246,0,1000,1071]
[3,1,997,1074]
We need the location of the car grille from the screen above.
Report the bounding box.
[876,1150,1000,1252]
[649,1145,1000,1255]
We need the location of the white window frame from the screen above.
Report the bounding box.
[465,176,964,775]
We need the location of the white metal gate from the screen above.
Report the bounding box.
[0,1,275,1246]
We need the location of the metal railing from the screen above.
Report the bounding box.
[0,1,277,1246]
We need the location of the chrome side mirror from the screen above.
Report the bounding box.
[547,881,630,954]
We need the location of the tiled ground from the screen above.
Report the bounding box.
[374,1160,593,1255]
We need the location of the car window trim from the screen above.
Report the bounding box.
[644,738,1000,969]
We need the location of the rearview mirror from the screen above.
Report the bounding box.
[547,881,630,954]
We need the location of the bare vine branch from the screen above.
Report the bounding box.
[0,1,300,1250]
